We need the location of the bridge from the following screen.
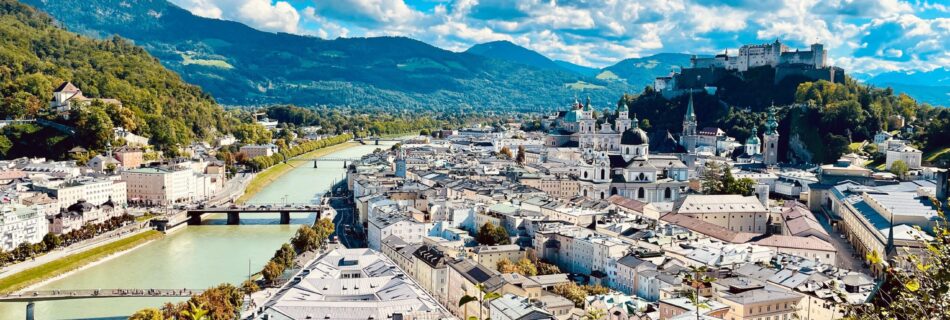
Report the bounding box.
[186,203,327,225]
[358,136,404,145]
[286,156,361,168]
[3,289,204,320]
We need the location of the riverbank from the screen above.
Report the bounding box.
[0,230,164,294]
[237,141,360,203]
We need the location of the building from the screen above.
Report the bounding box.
[825,181,937,276]
[672,195,769,234]
[240,144,278,159]
[762,106,780,166]
[113,147,144,169]
[257,248,451,320]
[716,285,803,320]
[447,258,499,319]
[470,244,524,271]
[412,245,450,306]
[885,144,922,170]
[367,212,430,251]
[489,293,555,320]
[33,178,127,210]
[114,127,149,147]
[49,81,121,114]
[121,166,213,205]
[0,204,48,251]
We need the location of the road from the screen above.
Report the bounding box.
[814,208,870,273]
[209,173,254,205]
[330,198,364,248]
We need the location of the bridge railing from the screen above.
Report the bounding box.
[1,288,204,299]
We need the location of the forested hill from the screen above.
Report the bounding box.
[21,0,636,110]
[0,0,233,157]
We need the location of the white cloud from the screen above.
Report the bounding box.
[170,0,300,33]
[167,0,947,74]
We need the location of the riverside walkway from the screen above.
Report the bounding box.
[0,288,204,302]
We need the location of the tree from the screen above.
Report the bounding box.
[516,258,538,276]
[42,233,62,250]
[313,218,335,250]
[584,308,606,320]
[291,225,319,253]
[240,279,260,296]
[498,146,513,159]
[728,177,756,196]
[180,301,209,320]
[683,265,716,320]
[75,106,115,150]
[262,260,284,285]
[477,222,511,246]
[129,308,164,320]
[849,198,950,319]
[497,258,519,274]
[459,283,501,320]
[272,243,296,268]
[477,222,497,245]
[890,160,909,180]
[537,261,561,275]
[515,145,526,164]
[700,162,724,194]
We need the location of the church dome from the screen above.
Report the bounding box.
[621,127,649,145]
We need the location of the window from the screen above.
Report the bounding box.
[637,188,645,199]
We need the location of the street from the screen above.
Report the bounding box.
[814,208,870,273]
[329,197,365,248]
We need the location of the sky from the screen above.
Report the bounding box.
[167,0,949,76]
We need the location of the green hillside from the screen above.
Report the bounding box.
[0,0,233,157]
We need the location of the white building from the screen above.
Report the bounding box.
[33,178,127,210]
[367,212,430,251]
[489,293,555,320]
[121,167,213,205]
[240,144,278,159]
[257,248,451,320]
[0,204,48,251]
[886,145,922,170]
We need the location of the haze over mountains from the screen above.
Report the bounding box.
[21,0,945,108]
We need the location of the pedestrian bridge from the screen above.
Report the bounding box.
[0,288,204,302]
[186,203,327,225]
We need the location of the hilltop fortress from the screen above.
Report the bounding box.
[655,40,845,98]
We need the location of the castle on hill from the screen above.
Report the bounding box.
[654,40,844,98]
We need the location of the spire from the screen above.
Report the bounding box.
[583,96,592,111]
[765,103,779,135]
[685,92,696,122]
[632,113,639,129]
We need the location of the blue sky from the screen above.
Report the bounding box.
[168,0,949,75]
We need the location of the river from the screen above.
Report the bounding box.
[0,141,393,319]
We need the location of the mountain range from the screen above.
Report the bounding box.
[858,68,949,107]
[20,0,694,110]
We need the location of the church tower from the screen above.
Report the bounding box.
[615,97,631,132]
[763,104,780,166]
[679,92,698,152]
[579,96,596,134]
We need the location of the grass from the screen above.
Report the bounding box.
[0,230,163,294]
[565,81,605,90]
[135,213,158,222]
[924,147,950,163]
[236,142,360,203]
[181,54,234,69]
[595,70,619,80]
[848,141,865,153]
